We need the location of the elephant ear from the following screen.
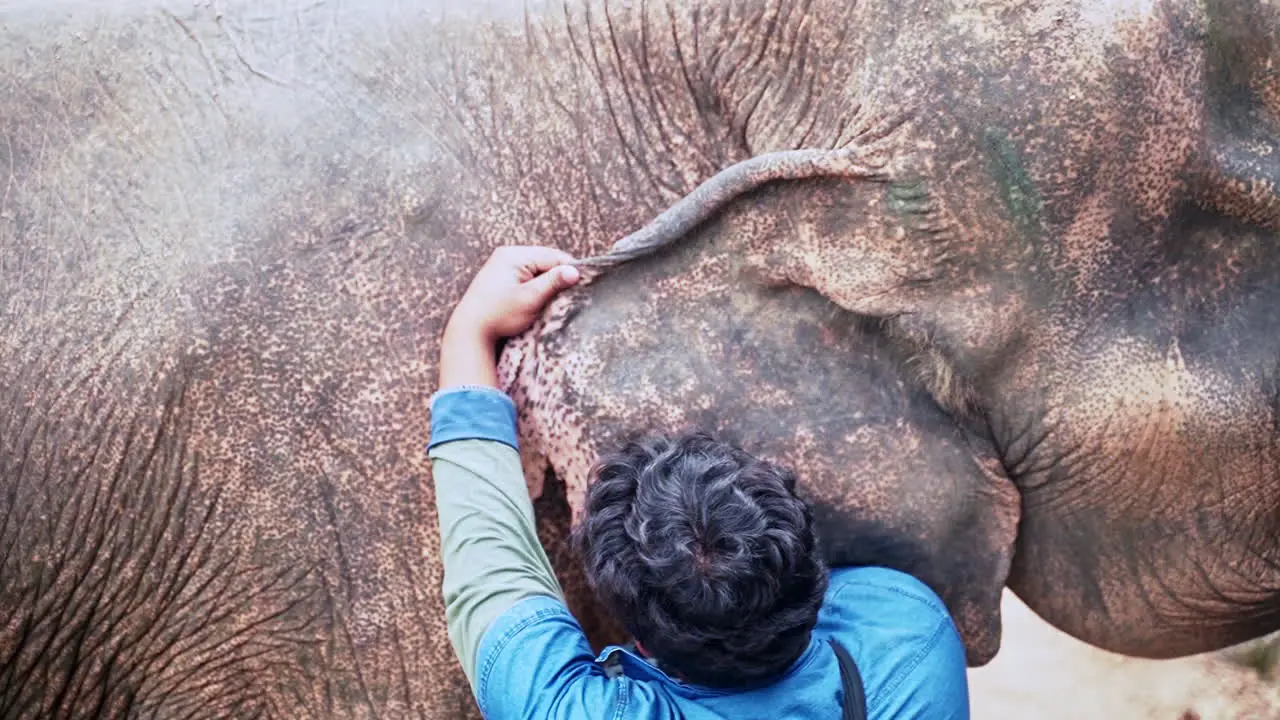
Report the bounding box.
[509,172,1021,665]
[496,293,598,503]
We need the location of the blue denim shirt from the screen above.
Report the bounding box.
[429,387,970,720]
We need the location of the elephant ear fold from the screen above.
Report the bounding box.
[496,291,600,508]
[808,391,1020,667]
[575,147,890,270]
[576,147,941,327]
[941,444,1022,667]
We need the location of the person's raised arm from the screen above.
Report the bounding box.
[429,246,581,688]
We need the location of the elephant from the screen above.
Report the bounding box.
[3,0,1280,717]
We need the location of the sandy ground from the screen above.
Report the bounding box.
[968,592,1280,719]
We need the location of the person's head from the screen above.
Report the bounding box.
[573,431,828,688]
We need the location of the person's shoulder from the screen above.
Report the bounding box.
[818,566,955,658]
[819,567,969,719]
[475,596,692,720]
[824,566,950,621]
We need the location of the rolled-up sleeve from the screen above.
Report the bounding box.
[428,386,565,688]
[474,595,625,720]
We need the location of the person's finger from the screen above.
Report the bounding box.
[521,264,581,303]
[507,246,578,275]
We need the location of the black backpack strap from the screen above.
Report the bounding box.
[828,639,867,720]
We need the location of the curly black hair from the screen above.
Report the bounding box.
[573,431,828,688]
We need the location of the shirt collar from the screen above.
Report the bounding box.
[593,634,825,697]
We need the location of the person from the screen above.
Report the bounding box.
[428,246,970,719]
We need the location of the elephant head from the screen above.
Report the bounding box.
[503,0,1280,666]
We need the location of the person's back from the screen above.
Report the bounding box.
[462,433,968,720]
[476,567,965,719]
[427,246,970,719]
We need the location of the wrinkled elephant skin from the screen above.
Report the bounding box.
[3,0,1280,718]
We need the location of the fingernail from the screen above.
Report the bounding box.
[562,266,581,284]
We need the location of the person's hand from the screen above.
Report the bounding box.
[438,246,581,389]
[447,246,581,344]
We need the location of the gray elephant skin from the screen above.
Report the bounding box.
[3,0,1279,717]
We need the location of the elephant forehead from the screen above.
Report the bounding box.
[931,0,1203,278]
[1050,338,1240,428]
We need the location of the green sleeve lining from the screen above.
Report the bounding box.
[429,439,565,688]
